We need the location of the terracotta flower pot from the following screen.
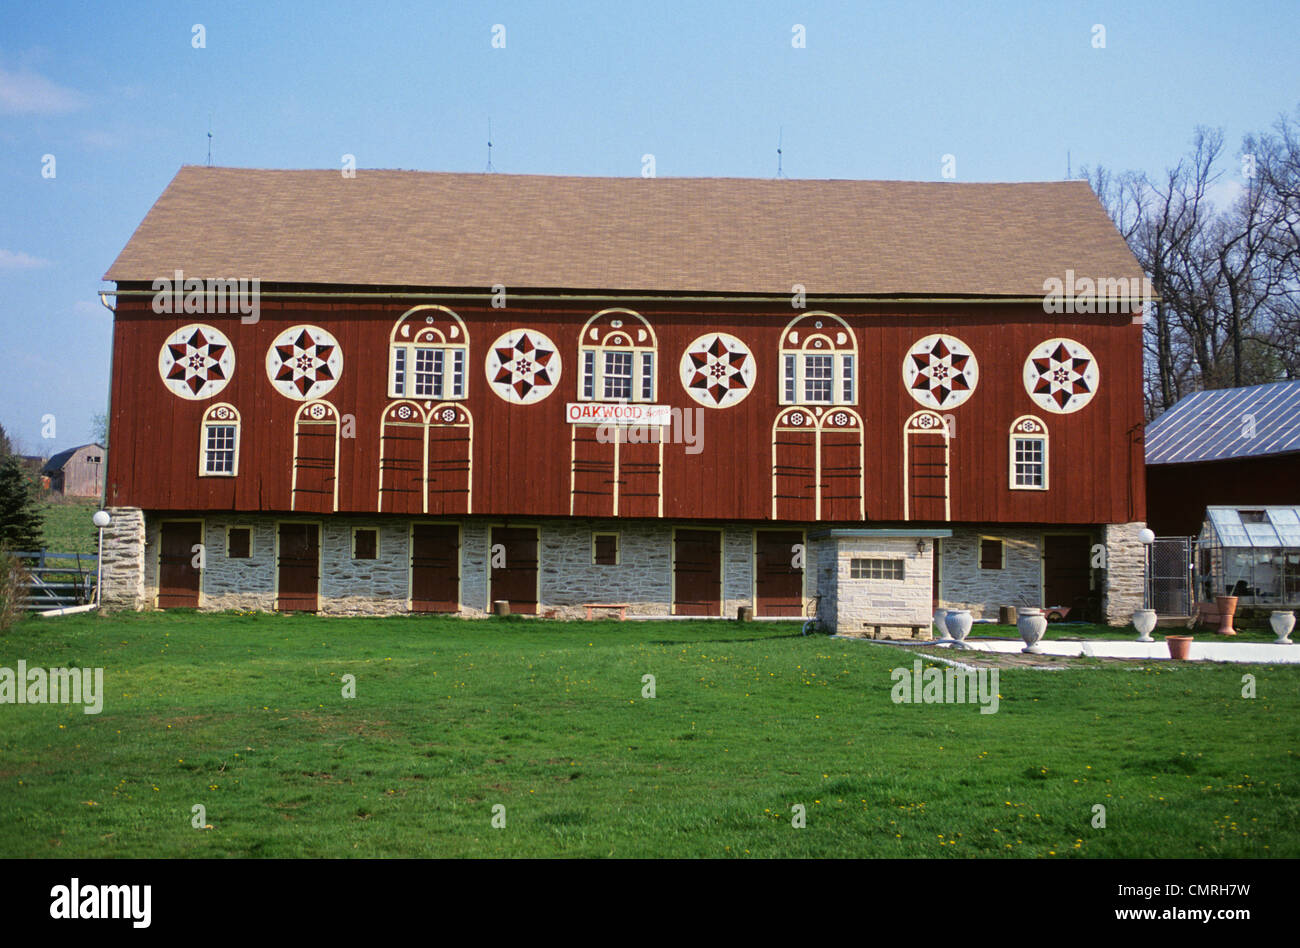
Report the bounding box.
[1017,608,1047,654]
[1215,595,1238,636]
[1270,610,1295,645]
[1166,635,1193,660]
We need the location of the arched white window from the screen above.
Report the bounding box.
[578,309,658,402]
[389,305,469,400]
[1009,415,1049,490]
[199,403,240,476]
[779,312,857,405]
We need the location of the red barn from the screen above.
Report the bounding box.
[97,167,1148,629]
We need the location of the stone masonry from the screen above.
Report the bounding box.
[937,526,1043,619]
[100,506,146,610]
[1103,521,1147,626]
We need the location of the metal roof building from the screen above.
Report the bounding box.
[1146,380,1300,465]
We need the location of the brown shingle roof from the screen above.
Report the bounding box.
[104,166,1145,296]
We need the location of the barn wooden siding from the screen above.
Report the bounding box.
[106,295,1144,525]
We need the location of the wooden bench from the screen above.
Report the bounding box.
[584,602,629,621]
[864,623,927,640]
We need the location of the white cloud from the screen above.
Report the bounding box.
[0,64,87,115]
[0,248,52,269]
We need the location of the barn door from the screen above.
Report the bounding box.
[904,411,950,521]
[754,530,803,617]
[571,426,616,516]
[277,523,320,612]
[1042,534,1093,614]
[292,402,339,512]
[411,523,460,612]
[771,409,817,520]
[490,526,539,615]
[157,521,202,608]
[673,529,722,616]
[427,404,472,515]
[379,401,427,514]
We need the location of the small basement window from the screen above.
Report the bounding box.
[850,558,904,580]
[227,527,252,559]
[593,532,620,566]
[353,528,378,560]
[980,537,1004,570]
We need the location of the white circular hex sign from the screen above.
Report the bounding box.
[679,332,756,408]
[158,323,235,400]
[902,333,979,410]
[485,329,562,404]
[265,325,343,401]
[1023,337,1099,413]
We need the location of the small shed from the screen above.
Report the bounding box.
[41,443,106,497]
[1196,506,1300,606]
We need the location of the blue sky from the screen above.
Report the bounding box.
[1,0,1297,453]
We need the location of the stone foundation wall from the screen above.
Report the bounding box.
[100,506,146,610]
[1103,521,1147,626]
[938,527,1043,619]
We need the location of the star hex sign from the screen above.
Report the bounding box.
[679,332,756,408]
[485,329,562,404]
[902,333,979,409]
[1023,338,1099,414]
[264,325,343,400]
[157,323,235,400]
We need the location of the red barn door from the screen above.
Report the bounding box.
[426,404,472,515]
[292,402,339,512]
[490,526,539,614]
[379,401,427,514]
[772,409,817,520]
[157,521,201,608]
[673,528,722,616]
[754,529,804,616]
[904,411,950,522]
[571,426,616,516]
[277,523,320,612]
[410,523,460,612]
[819,410,864,521]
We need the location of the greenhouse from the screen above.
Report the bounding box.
[1197,506,1300,606]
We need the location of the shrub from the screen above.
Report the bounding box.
[0,549,28,633]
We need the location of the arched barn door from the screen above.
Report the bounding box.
[771,408,818,520]
[819,408,864,520]
[570,424,665,518]
[903,410,950,521]
[771,407,864,521]
[291,401,340,512]
[425,403,472,515]
[378,400,428,514]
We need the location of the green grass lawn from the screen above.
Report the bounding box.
[34,498,100,555]
[1,610,1297,858]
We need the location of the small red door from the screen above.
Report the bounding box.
[755,530,804,617]
[158,521,202,608]
[277,523,320,612]
[490,526,539,614]
[411,524,460,612]
[673,529,722,616]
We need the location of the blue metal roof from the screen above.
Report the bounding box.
[1145,380,1300,464]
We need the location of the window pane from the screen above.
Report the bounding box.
[205,425,236,474]
[414,348,437,397]
[451,348,465,397]
[850,557,904,580]
[784,354,796,402]
[841,354,854,403]
[583,350,595,399]
[640,352,654,401]
[1013,437,1045,487]
[603,350,633,400]
[803,355,832,403]
[392,348,406,395]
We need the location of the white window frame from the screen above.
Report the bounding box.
[778,313,858,406]
[580,344,656,402]
[390,343,467,400]
[199,403,240,477]
[1009,416,1049,491]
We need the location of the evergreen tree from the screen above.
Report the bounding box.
[0,455,43,551]
[0,422,12,460]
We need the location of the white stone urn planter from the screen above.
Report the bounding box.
[933,607,950,639]
[1017,608,1047,653]
[1271,610,1296,644]
[945,609,973,646]
[1133,608,1158,643]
